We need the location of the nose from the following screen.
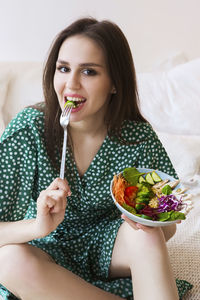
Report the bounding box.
[66,72,81,90]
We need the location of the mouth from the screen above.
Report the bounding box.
[64,96,86,108]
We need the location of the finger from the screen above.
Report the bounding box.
[38,191,66,214]
[121,214,154,231]
[50,190,68,210]
[135,223,154,231]
[46,197,66,214]
[46,197,56,209]
[47,177,70,191]
[121,214,139,230]
[47,189,68,200]
[38,196,56,215]
[47,191,67,212]
[39,189,67,211]
[47,178,71,195]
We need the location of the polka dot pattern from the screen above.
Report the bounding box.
[0,108,192,299]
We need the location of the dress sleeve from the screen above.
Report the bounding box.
[0,125,37,221]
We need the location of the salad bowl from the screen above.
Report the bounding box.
[110,168,190,227]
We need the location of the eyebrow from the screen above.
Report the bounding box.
[56,59,104,68]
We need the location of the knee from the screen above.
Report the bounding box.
[118,221,165,256]
[0,244,38,283]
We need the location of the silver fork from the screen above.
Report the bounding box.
[59,105,73,179]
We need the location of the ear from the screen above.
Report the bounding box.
[111,86,117,94]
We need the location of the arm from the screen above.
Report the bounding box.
[0,178,71,248]
[0,219,39,247]
[0,115,70,247]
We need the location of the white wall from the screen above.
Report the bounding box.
[0,0,200,72]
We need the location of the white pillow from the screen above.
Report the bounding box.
[157,131,200,185]
[137,58,200,135]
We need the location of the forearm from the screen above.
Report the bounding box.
[0,219,40,247]
[0,179,70,248]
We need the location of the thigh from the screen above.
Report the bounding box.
[109,220,163,279]
[109,221,133,278]
[0,243,54,265]
[0,243,124,300]
[25,243,55,262]
[0,243,56,299]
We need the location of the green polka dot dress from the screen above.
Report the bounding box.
[0,107,192,299]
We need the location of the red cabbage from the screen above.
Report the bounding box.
[156,194,184,213]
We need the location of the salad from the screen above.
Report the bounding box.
[112,167,190,222]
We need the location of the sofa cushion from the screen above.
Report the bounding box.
[0,62,43,136]
[0,66,11,135]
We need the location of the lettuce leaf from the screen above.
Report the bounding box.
[122,203,137,215]
[158,210,186,221]
[161,185,172,195]
[123,167,145,185]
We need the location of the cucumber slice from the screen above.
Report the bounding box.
[138,176,146,183]
[151,171,162,183]
[145,173,155,185]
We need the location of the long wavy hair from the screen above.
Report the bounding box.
[42,17,146,170]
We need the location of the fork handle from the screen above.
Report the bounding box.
[60,128,68,179]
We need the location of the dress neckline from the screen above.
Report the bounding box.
[71,134,109,183]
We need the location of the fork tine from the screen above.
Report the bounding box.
[62,104,73,117]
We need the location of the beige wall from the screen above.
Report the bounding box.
[0,0,199,72]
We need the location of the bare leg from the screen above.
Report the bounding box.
[109,221,179,300]
[0,244,123,300]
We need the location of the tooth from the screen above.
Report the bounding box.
[66,96,84,102]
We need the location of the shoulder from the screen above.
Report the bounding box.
[121,120,157,143]
[0,106,45,144]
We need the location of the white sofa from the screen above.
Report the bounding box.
[0,58,200,299]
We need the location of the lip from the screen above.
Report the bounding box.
[71,101,85,113]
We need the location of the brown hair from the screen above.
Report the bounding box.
[42,17,146,169]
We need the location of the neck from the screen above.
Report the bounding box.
[69,118,107,138]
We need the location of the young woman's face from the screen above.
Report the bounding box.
[53,34,114,123]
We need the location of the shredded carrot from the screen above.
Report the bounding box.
[112,174,127,205]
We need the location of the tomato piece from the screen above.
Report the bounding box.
[124,196,135,207]
[124,186,138,207]
[124,186,138,197]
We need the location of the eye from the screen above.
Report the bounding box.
[57,66,70,73]
[82,68,97,76]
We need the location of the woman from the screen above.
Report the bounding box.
[0,18,192,300]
